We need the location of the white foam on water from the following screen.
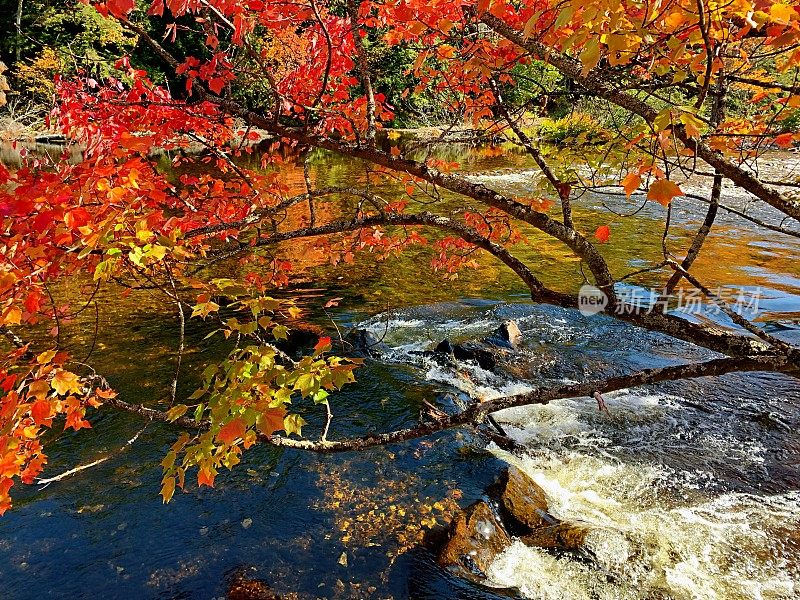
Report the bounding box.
[484,393,800,600]
[424,361,536,401]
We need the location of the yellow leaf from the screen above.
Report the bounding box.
[679,112,704,138]
[2,306,22,326]
[647,179,684,207]
[51,369,82,396]
[771,3,797,25]
[580,39,601,75]
[283,414,306,437]
[165,404,188,422]
[161,476,176,503]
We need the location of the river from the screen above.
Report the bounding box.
[0,141,799,599]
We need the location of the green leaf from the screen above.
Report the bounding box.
[165,404,189,422]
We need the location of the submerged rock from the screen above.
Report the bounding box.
[344,327,389,357]
[491,467,552,532]
[437,500,511,581]
[432,320,528,373]
[434,339,497,371]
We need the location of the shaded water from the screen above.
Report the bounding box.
[0,142,799,599]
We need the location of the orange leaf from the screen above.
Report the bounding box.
[119,132,150,152]
[216,418,246,446]
[621,173,641,197]
[258,406,287,437]
[197,467,216,488]
[594,225,611,243]
[647,179,683,207]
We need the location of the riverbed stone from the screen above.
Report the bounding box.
[227,574,281,600]
[492,466,550,532]
[437,500,511,580]
[434,339,497,371]
[344,327,388,356]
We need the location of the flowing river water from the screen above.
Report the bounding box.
[0,141,799,599]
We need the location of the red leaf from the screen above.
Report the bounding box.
[64,207,90,230]
[107,0,135,17]
[30,399,51,425]
[314,336,332,354]
[594,225,611,243]
[208,77,225,95]
[775,133,794,148]
[216,418,246,446]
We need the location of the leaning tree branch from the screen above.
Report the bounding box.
[218,104,620,304]
[100,354,797,454]
[210,210,789,361]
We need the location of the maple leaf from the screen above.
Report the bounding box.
[197,467,216,488]
[594,225,611,243]
[30,400,52,425]
[51,370,82,396]
[647,179,683,207]
[775,133,794,148]
[314,336,332,354]
[216,418,246,445]
[107,0,135,18]
[208,78,226,95]
[283,414,306,437]
[161,476,176,504]
[257,406,287,436]
[621,173,641,197]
